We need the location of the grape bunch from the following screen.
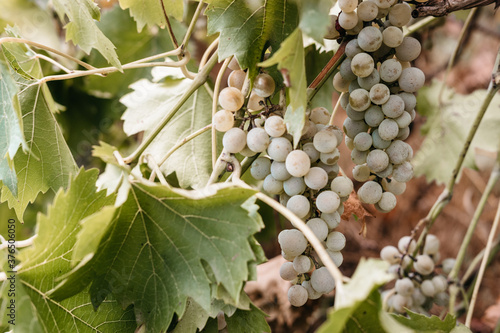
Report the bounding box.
[380,235,455,313]
[214,62,351,307]
[332,0,424,212]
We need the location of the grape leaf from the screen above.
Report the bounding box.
[391,311,456,333]
[297,0,333,43]
[260,28,307,146]
[224,303,271,333]
[51,0,121,69]
[84,5,185,97]
[120,74,214,189]
[0,57,27,196]
[16,168,137,332]
[0,44,77,220]
[413,80,500,184]
[305,45,335,111]
[50,183,264,332]
[118,0,183,32]
[206,0,299,78]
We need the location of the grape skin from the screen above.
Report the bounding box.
[288,285,309,307]
[218,87,244,112]
[286,150,311,177]
[278,229,308,257]
[316,191,341,214]
[311,267,336,294]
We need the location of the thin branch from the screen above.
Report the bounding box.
[329,92,344,126]
[466,198,500,327]
[123,53,219,164]
[412,0,496,18]
[129,48,183,64]
[212,57,232,168]
[182,0,205,51]
[200,37,219,68]
[160,0,179,49]
[31,54,72,74]
[0,37,96,70]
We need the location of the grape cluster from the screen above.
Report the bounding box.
[380,235,455,313]
[332,0,424,212]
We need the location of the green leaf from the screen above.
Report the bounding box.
[118,0,183,31]
[317,258,410,333]
[51,183,264,332]
[225,303,271,333]
[392,311,456,333]
[51,0,121,69]
[0,58,27,196]
[413,80,500,184]
[206,0,299,78]
[84,5,185,97]
[260,28,307,146]
[120,74,214,189]
[305,45,335,111]
[297,0,332,43]
[16,169,137,332]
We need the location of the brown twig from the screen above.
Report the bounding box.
[412,0,498,18]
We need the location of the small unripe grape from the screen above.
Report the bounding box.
[340,57,356,82]
[213,110,235,132]
[246,127,269,152]
[398,236,416,253]
[268,137,293,162]
[293,255,313,274]
[278,229,308,257]
[306,218,329,241]
[227,70,246,90]
[345,39,363,58]
[346,104,366,121]
[432,275,447,293]
[434,292,450,307]
[316,190,341,214]
[424,234,440,255]
[302,142,320,163]
[380,245,400,264]
[304,167,329,190]
[372,129,391,149]
[343,118,369,138]
[375,164,393,179]
[441,258,456,275]
[331,176,354,197]
[357,180,383,204]
[414,255,435,275]
[412,288,427,306]
[288,285,308,307]
[395,278,414,297]
[286,150,311,177]
[364,105,385,127]
[219,87,244,112]
[263,174,283,195]
[250,157,271,180]
[321,212,341,229]
[391,294,411,313]
[222,127,247,153]
[283,177,306,196]
[311,267,336,294]
[326,231,346,251]
[287,195,310,219]
[420,279,436,297]
[253,73,275,97]
[358,69,380,90]
[351,53,375,78]
[280,261,298,281]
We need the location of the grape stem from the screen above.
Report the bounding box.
[447,159,500,315]
[466,196,500,327]
[329,92,344,126]
[412,47,500,256]
[412,0,496,18]
[225,155,346,295]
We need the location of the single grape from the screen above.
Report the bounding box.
[253,73,275,97]
[324,14,340,40]
[321,212,341,229]
[318,162,340,179]
[271,161,292,181]
[293,255,313,274]
[340,57,357,82]
[316,190,341,214]
[370,83,391,105]
[304,167,328,190]
[380,58,403,83]
[326,231,346,251]
[395,37,422,62]
[310,107,331,125]
[338,11,359,30]
[357,180,383,204]
[345,39,363,58]
[412,288,427,306]
[380,245,401,264]
[326,249,344,267]
[213,110,235,132]
[313,128,338,153]
[264,115,286,137]
[246,127,270,152]
[351,53,375,78]
[338,0,358,12]
[420,279,436,297]
[286,150,311,177]
[432,275,447,293]
[367,149,389,173]
[306,218,329,241]
[441,258,456,275]
[414,255,435,275]
[250,157,271,180]
[358,26,383,52]
[219,87,244,112]
[372,0,393,9]
[222,127,247,153]
[378,119,400,141]
[398,236,416,253]
[382,26,403,48]
[247,92,265,111]
[263,174,283,195]
[302,280,322,300]
[280,261,298,281]
[375,164,393,179]
[395,111,412,129]
[386,140,410,165]
[287,195,311,219]
[358,69,380,90]
[320,149,340,165]
[278,229,308,257]
[227,69,246,90]
[382,95,405,118]
[228,57,241,71]
[357,1,378,21]
[381,178,406,195]
[353,164,371,182]
[353,132,372,152]
[398,67,425,93]
[351,148,368,165]
[391,294,411,313]
[372,129,392,149]
[364,105,385,127]
[393,161,414,183]
[395,278,414,297]
[343,118,369,138]
[399,92,417,112]
[346,104,366,121]
[331,176,354,197]
[283,177,306,196]
[268,137,293,162]
[423,234,440,255]
[389,3,412,27]
[311,267,336,294]
[377,191,397,212]
[288,285,308,307]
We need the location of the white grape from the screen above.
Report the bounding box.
[313,129,338,153]
[324,14,340,40]
[369,83,390,105]
[357,1,378,21]
[293,255,313,274]
[302,280,322,300]
[375,163,393,179]
[213,110,235,132]
[311,267,336,294]
[320,149,340,165]
[380,245,401,264]
[222,127,247,153]
[218,87,244,112]
[321,213,341,230]
[398,67,425,93]
[351,148,368,165]
[310,107,331,125]
[228,57,241,71]
[280,261,298,281]
[395,111,412,129]
[326,249,344,267]
[395,278,414,297]
[393,161,413,183]
[388,3,412,27]
[395,37,422,62]
[399,92,417,112]
[420,280,436,297]
[372,129,392,149]
[318,162,339,179]
[282,250,296,261]
[353,132,372,151]
[351,53,375,78]
[380,58,403,83]
[372,0,393,9]
[358,69,380,90]
[346,104,366,121]
[267,137,293,162]
[331,176,354,197]
[367,149,389,173]
[358,26,383,52]
[382,26,403,48]
[253,73,275,97]
[338,11,358,30]
[264,115,286,137]
[288,285,308,307]
[434,292,450,307]
[353,164,371,182]
[279,193,290,207]
[271,161,292,181]
[316,191,341,214]
[247,92,265,111]
[326,231,346,251]
[246,127,269,152]
[306,218,329,241]
[414,255,435,275]
[250,157,271,180]
[304,167,329,190]
[286,150,311,177]
[340,57,357,82]
[381,178,406,195]
[386,140,410,165]
[364,105,385,127]
[377,191,397,212]
[432,275,447,293]
[333,71,351,93]
[287,195,311,219]
[357,181,383,204]
[441,258,456,275]
[391,294,411,313]
[227,69,246,90]
[378,118,399,141]
[349,88,371,112]
[345,39,363,58]
[278,229,308,257]
[343,118,369,138]
[283,177,306,196]
[382,95,405,118]
[263,174,283,195]
[339,0,358,12]
[302,142,320,162]
[398,236,416,253]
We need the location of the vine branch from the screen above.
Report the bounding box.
[412,0,498,18]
